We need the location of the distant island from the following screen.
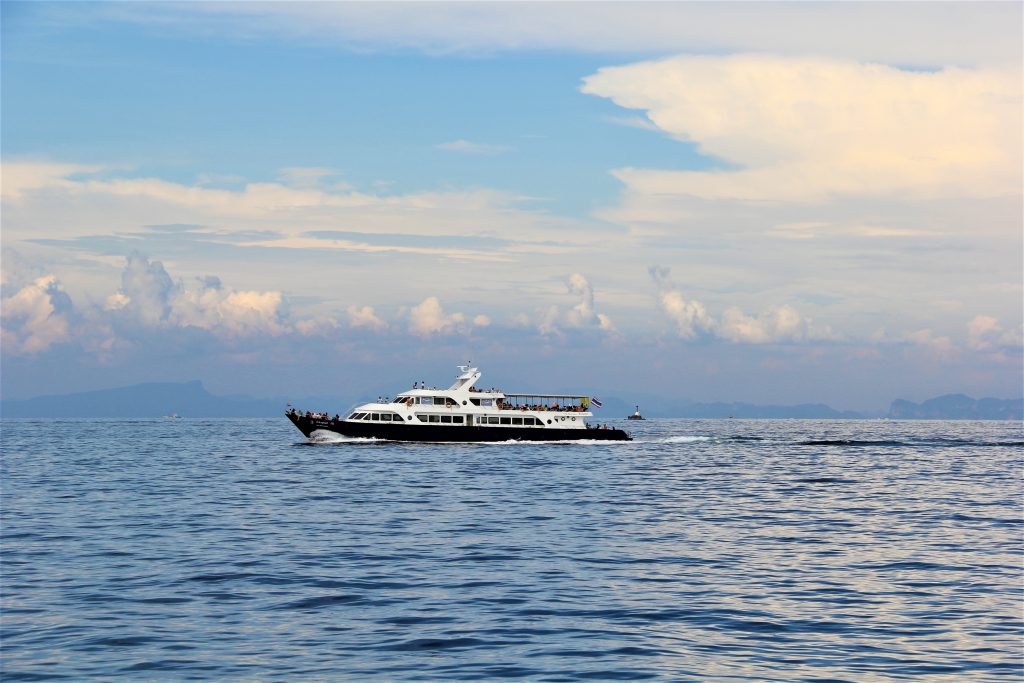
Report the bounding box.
[0,380,283,418]
[1,381,1020,420]
[888,394,1023,420]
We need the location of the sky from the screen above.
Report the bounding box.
[1,1,1021,411]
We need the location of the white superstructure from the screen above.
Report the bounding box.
[344,365,594,430]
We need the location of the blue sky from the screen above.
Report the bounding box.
[2,2,1021,410]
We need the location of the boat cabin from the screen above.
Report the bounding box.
[344,365,595,430]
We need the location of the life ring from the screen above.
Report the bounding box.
[571,416,576,421]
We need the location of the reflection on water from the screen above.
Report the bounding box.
[2,418,1021,681]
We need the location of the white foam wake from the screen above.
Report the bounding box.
[309,430,385,443]
[662,436,713,443]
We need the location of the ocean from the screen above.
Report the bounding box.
[2,418,1021,681]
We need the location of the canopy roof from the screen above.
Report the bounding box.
[503,394,589,400]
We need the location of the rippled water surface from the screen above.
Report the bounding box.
[2,418,1022,681]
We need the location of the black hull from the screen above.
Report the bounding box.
[287,412,631,442]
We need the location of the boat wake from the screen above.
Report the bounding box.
[308,430,386,444]
[661,436,713,444]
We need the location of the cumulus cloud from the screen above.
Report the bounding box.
[107,253,292,337]
[649,266,833,344]
[535,274,617,337]
[657,289,715,340]
[1,275,74,354]
[347,304,387,332]
[905,328,956,361]
[966,315,1022,352]
[408,297,467,337]
[583,55,1022,203]
[718,306,831,344]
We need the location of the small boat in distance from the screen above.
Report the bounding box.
[164,413,181,419]
[627,405,645,420]
[286,365,631,442]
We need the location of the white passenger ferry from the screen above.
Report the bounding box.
[286,365,631,442]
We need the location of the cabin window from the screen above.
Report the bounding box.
[371,413,380,421]
[347,413,357,419]
[470,398,480,406]
[440,415,452,424]
[488,416,499,424]
[512,417,523,425]
[524,417,535,426]
[481,399,493,407]
[452,415,464,424]
[500,417,511,425]
[421,397,433,405]
[381,414,392,421]
[416,414,428,422]
[429,415,439,423]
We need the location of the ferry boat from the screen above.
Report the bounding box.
[286,365,631,442]
[627,405,645,420]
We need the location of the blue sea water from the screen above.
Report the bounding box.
[1,418,1022,682]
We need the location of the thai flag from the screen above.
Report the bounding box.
[591,397,603,408]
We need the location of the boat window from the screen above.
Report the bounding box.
[421,397,433,405]
[452,415,464,424]
[480,398,493,407]
[429,415,439,423]
[440,415,452,424]
[470,398,480,406]
[488,416,499,424]
[512,417,523,425]
[381,414,392,421]
[524,417,535,426]
[500,417,511,425]
[371,413,380,421]
[416,414,428,422]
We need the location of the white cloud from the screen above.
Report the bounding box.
[537,273,617,336]
[718,305,834,344]
[103,3,1021,67]
[967,314,1022,352]
[1,161,589,254]
[649,266,833,344]
[0,161,101,201]
[436,140,510,155]
[1,275,73,354]
[583,55,1022,203]
[472,314,491,327]
[110,253,294,337]
[658,289,715,340]
[906,328,957,361]
[347,304,387,332]
[408,296,466,337]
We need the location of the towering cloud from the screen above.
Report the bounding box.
[583,55,1022,203]
[1,275,74,354]
[648,266,832,344]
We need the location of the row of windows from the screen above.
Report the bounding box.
[348,412,406,421]
[415,414,465,424]
[396,396,458,406]
[416,414,544,426]
[480,416,542,426]
[347,412,552,427]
